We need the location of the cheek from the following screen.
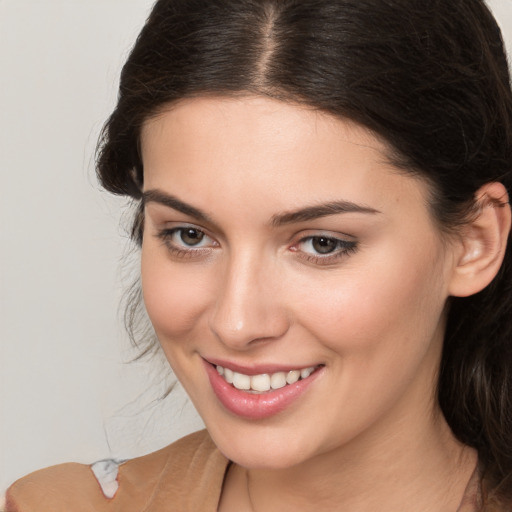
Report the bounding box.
[141,247,212,341]
[295,241,449,358]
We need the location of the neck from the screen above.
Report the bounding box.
[227,410,477,512]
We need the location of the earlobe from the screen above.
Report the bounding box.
[449,182,511,298]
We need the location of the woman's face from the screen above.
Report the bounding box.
[140,96,458,469]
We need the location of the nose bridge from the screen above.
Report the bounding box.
[209,247,288,348]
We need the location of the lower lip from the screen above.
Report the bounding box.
[203,361,323,420]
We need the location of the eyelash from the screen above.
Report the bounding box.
[291,236,358,265]
[155,227,358,265]
[156,227,217,258]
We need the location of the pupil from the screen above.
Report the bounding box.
[181,229,204,246]
[312,237,336,254]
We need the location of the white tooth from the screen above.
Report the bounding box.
[251,374,271,392]
[286,370,300,384]
[216,365,224,376]
[233,372,251,390]
[224,367,234,384]
[300,366,315,379]
[270,372,287,389]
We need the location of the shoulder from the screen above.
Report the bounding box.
[5,429,228,512]
[5,462,106,512]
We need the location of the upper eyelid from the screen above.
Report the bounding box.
[144,197,379,245]
[157,226,218,249]
[161,226,206,236]
[155,229,357,267]
[158,223,212,237]
[298,234,354,243]
[151,215,220,239]
[294,230,356,243]
[295,235,358,260]
[145,202,221,236]
[295,235,357,249]
[156,224,357,248]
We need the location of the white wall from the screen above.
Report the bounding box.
[1,0,511,494]
[0,0,205,493]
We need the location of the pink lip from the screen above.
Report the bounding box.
[203,359,323,420]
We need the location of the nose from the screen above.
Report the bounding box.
[209,251,290,350]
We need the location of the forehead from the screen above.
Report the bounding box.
[141,95,389,162]
[140,95,431,219]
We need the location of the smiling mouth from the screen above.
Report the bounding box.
[215,364,322,394]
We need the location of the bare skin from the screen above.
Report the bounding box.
[139,96,509,511]
[219,415,477,511]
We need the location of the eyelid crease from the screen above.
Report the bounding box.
[155,227,218,260]
[154,227,359,266]
[158,226,216,245]
[295,234,358,251]
[294,236,359,265]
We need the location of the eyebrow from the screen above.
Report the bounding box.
[143,189,380,226]
[271,201,380,226]
[143,189,213,223]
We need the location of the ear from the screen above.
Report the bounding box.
[449,182,511,298]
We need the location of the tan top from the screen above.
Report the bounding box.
[4,429,503,512]
[5,430,229,512]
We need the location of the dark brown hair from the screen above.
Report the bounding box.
[96,0,512,507]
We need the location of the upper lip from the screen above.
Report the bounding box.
[203,356,322,376]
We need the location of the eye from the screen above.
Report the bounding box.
[293,235,358,264]
[156,226,218,256]
[307,237,341,254]
[176,227,207,247]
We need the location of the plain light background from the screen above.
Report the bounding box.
[0,0,207,492]
[1,0,512,493]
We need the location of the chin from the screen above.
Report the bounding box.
[206,420,319,470]
[223,445,308,470]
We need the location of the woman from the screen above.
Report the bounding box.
[6,0,512,510]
